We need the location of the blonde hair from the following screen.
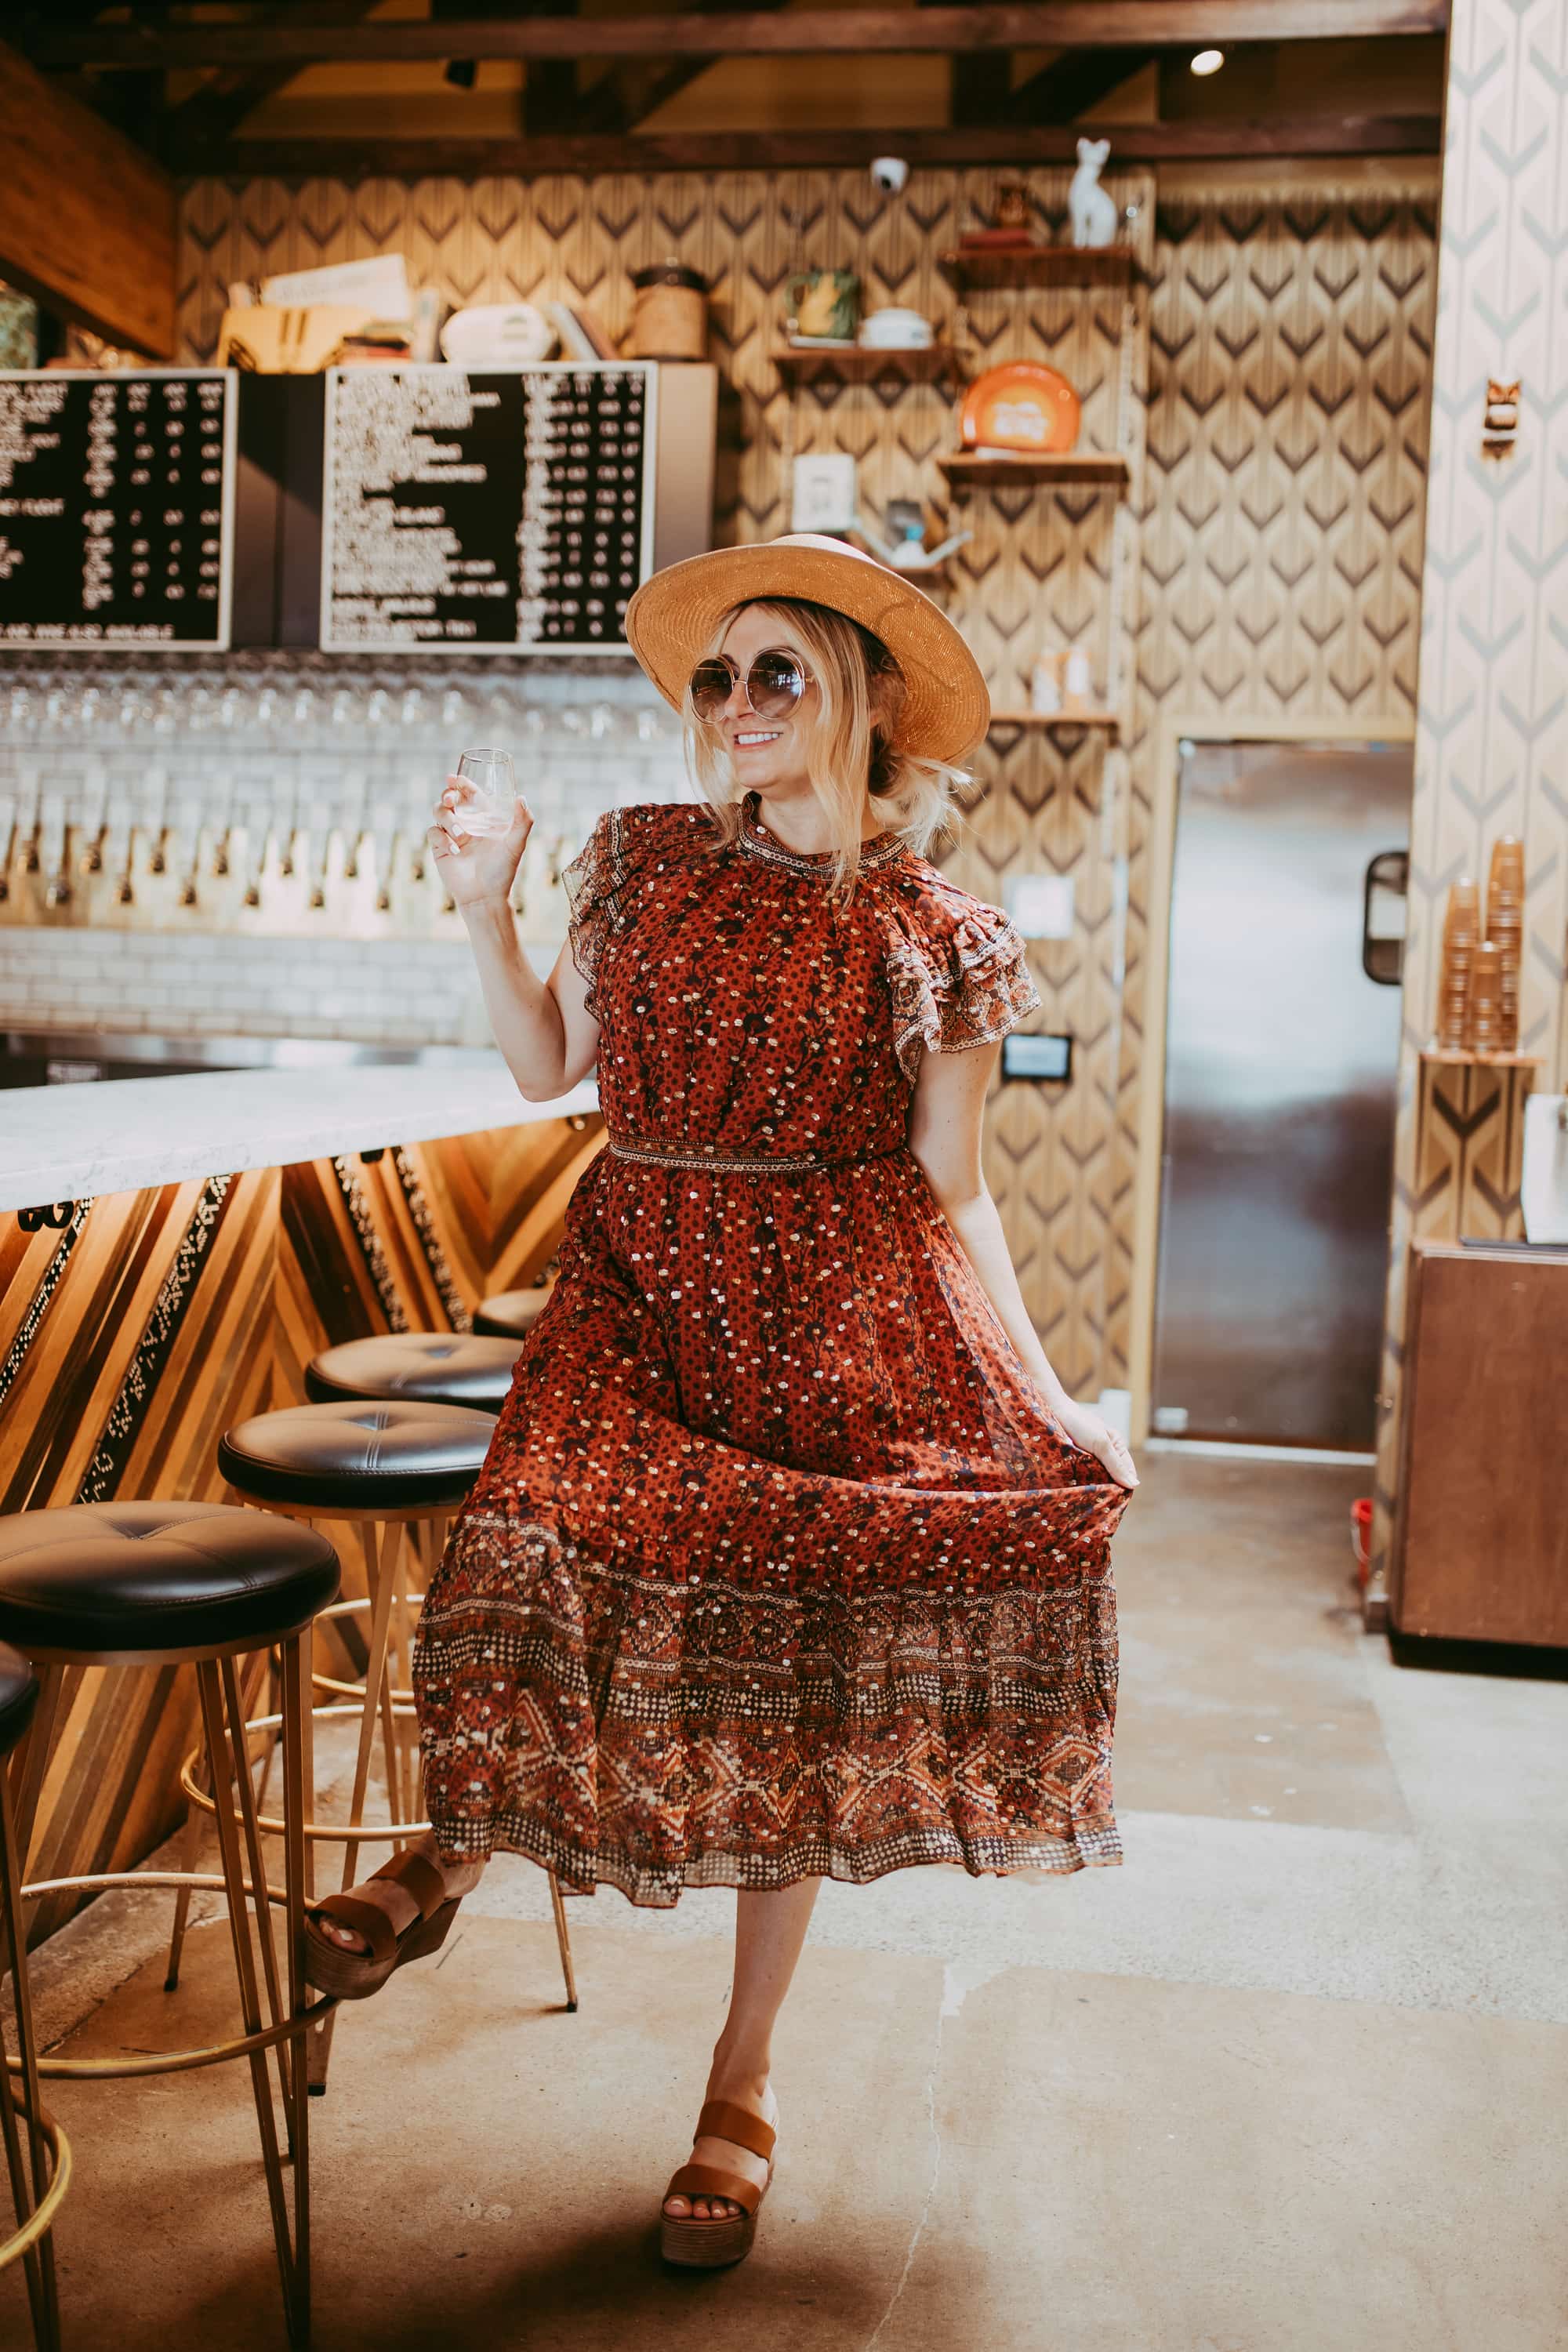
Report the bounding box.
[681,597,972,898]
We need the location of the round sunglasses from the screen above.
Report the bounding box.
[688,648,812,723]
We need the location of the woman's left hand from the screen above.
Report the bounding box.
[1051,1398,1140,1490]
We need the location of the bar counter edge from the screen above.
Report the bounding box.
[0,1058,600,1214]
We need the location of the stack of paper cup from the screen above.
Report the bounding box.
[1484,834,1524,1051]
[1436,877,1479,1050]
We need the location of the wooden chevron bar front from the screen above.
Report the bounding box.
[1409,1051,1540,1245]
[0,1105,601,1949]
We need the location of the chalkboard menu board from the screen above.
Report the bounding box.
[320,363,656,655]
[0,369,236,648]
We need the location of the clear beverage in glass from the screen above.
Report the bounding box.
[452,746,517,837]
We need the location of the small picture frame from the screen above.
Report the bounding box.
[791,453,858,535]
[1001,1033,1073,1083]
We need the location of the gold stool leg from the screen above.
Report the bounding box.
[164,1675,209,1994]
[307,1520,400,2100]
[0,1769,60,2351]
[388,1526,418,1839]
[166,1635,275,1993]
[279,1632,313,2328]
[374,1525,410,1837]
[546,1871,579,2013]
[196,1661,306,2346]
[251,1646,285,1825]
[220,1656,293,2133]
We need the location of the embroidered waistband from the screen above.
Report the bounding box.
[604,1132,901,1176]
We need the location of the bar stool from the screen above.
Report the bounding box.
[299,1342,518,1845]
[472,1285,554,1341]
[0,1502,340,2349]
[0,1645,69,2352]
[304,1331,522,1414]
[209,1399,578,2082]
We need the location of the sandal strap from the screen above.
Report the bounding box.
[665,2162,764,2216]
[697,2099,776,2161]
[305,1890,402,1962]
[369,1846,448,1922]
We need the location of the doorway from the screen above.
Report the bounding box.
[1150,737,1413,1451]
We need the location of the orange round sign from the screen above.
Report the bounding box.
[960,361,1081,455]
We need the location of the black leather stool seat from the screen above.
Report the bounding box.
[473,1287,554,1341]
[0,1640,38,1759]
[220,1399,495,1510]
[0,1504,339,1657]
[304,1332,521,1413]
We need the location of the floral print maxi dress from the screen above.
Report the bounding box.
[412,793,1132,1907]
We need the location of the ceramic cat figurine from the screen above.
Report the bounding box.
[1069,137,1118,249]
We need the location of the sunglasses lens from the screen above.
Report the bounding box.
[689,660,734,717]
[748,652,806,717]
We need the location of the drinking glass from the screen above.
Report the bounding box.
[452,746,518,838]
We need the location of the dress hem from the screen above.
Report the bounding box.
[431,1812,1124,1910]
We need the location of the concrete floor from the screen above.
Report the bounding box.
[5,1453,1566,2351]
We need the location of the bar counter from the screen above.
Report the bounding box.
[0,1054,604,1947]
[0,1059,599,1214]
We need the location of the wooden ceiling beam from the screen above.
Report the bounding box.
[159,0,390,157]
[1008,45,1160,122]
[572,0,788,138]
[168,113,1442,177]
[0,35,176,355]
[21,2,1450,72]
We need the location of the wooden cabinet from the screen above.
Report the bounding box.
[1391,1240,1568,1643]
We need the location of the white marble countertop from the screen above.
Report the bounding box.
[0,1060,600,1212]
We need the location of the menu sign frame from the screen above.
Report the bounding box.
[0,367,238,652]
[319,361,659,657]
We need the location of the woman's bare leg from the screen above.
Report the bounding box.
[663,1874,823,2222]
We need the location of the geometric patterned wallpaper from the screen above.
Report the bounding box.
[1368,0,1568,1616]
[176,164,1439,1405]
[1120,181,1439,1397]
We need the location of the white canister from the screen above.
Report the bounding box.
[1030,656,1062,716]
[1061,645,1094,708]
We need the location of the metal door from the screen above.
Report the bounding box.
[1152,739,1413,1450]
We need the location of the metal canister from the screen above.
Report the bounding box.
[629,260,709,361]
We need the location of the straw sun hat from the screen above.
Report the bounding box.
[624,533,991,766]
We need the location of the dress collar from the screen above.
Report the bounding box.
[736,793,907,876]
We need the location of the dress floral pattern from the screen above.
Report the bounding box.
[412,793,1131,1907]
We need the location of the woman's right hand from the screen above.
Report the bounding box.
[428,775,533,909]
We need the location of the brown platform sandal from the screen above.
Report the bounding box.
[302,1846,462,2002]
[659,2099,778,2270]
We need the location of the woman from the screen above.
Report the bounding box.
[305,534,1138,2269]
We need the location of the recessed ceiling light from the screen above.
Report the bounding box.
[1189,48,1225,75]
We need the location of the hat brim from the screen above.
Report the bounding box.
[624,535,991,766]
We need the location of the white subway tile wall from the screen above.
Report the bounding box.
[1,654,691,1047]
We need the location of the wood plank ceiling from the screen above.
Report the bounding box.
[6,2,1448,179]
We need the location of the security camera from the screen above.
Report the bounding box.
[870,157,909,195]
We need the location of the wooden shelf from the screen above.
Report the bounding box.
[939,244,1136,292]
[1419,1047,1541,1068]
[989,706,1120,738]
[938,448,1130,489]
[772,341,960,381]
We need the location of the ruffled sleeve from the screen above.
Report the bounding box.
[883,868,1042,1081]
[560,802,708,1018]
